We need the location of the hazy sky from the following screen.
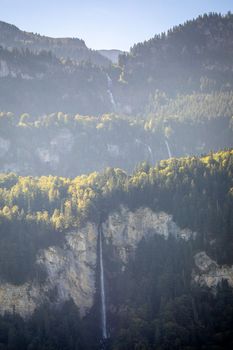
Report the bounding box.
[1,0,233,50]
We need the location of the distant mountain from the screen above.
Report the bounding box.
[0,13,233,116]
[0,20,111,66]
[98,49,124,64]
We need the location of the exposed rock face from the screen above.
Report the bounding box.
[0,128,76,174]
[0,60,34,79]
[36,147,60,165]
[107,144,120,157]
[0,137,10,157]
[36,128,74,167]
[1,206,232,319]
[0,282,43,317]
[0,223,98,317]
[50,128,74,153]
[193,251,233,289]
[0,60,9,77]
[102,206,195,264]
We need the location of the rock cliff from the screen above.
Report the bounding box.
[0,206,232,318]
[193,251,233,289]
[0,223,97,317]
[103,206,195,264]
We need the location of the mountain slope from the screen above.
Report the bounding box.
[0,107,232,176]
[116,12,233,113]
[0,46,114,115]
[0,150,232,349]
[0,20,111,66]
[1,12,233,350]
[1,14,233,115]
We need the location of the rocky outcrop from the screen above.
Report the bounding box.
[0,137,10,157]
[3,206,231,319]
[102,206,196,264]
[193,251,233,289]
[0,282,43,317]
[0,223,97,317]
[0,60,9,77]
[36,128,74,167]
[0,206,196,318]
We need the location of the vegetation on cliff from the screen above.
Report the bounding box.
[0,150,232,349]
[0,150,232,284]
[0,93,232,176]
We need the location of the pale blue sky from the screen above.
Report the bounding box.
[1,0,233,50]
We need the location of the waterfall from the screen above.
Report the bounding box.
[107,90,117,110]
[147,144,154,164]
[106,73,112,87]
[165,139,172,158]
[135,138,154,164]
[99,226,107,339]
[106,74,117,111]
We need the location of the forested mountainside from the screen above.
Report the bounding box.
[0,21,110,66]
[1,12,233,350]
[0,150,233,349]
[0,91,232,176]
[0,13,233,115]
[0,46,114,115]
[117,12,233,113]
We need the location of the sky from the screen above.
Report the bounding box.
[1,0,233,51]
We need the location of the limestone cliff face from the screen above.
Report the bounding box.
[1,206,195,317]
[102,206,195,264]
[36,128,74,169]
[0,206,232,318]
[0,223,97,317]
[0,137,10,159]
[193,251,233,289]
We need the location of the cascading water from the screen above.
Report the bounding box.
[165,139,172,158]
[106,74,117,111]
[106,73,112,87]
[99,226,107,340]
[135,138,154,164]
[147,144,154,164]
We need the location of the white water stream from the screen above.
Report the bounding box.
[135,138,154,164]
[99,227,107,339]
[165,139,172,158]
[147,144,154,164]
[106,74,117,111]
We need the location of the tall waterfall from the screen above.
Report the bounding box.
[106,74,117,111]
[99,227,107,339]
[165,139,172,158]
